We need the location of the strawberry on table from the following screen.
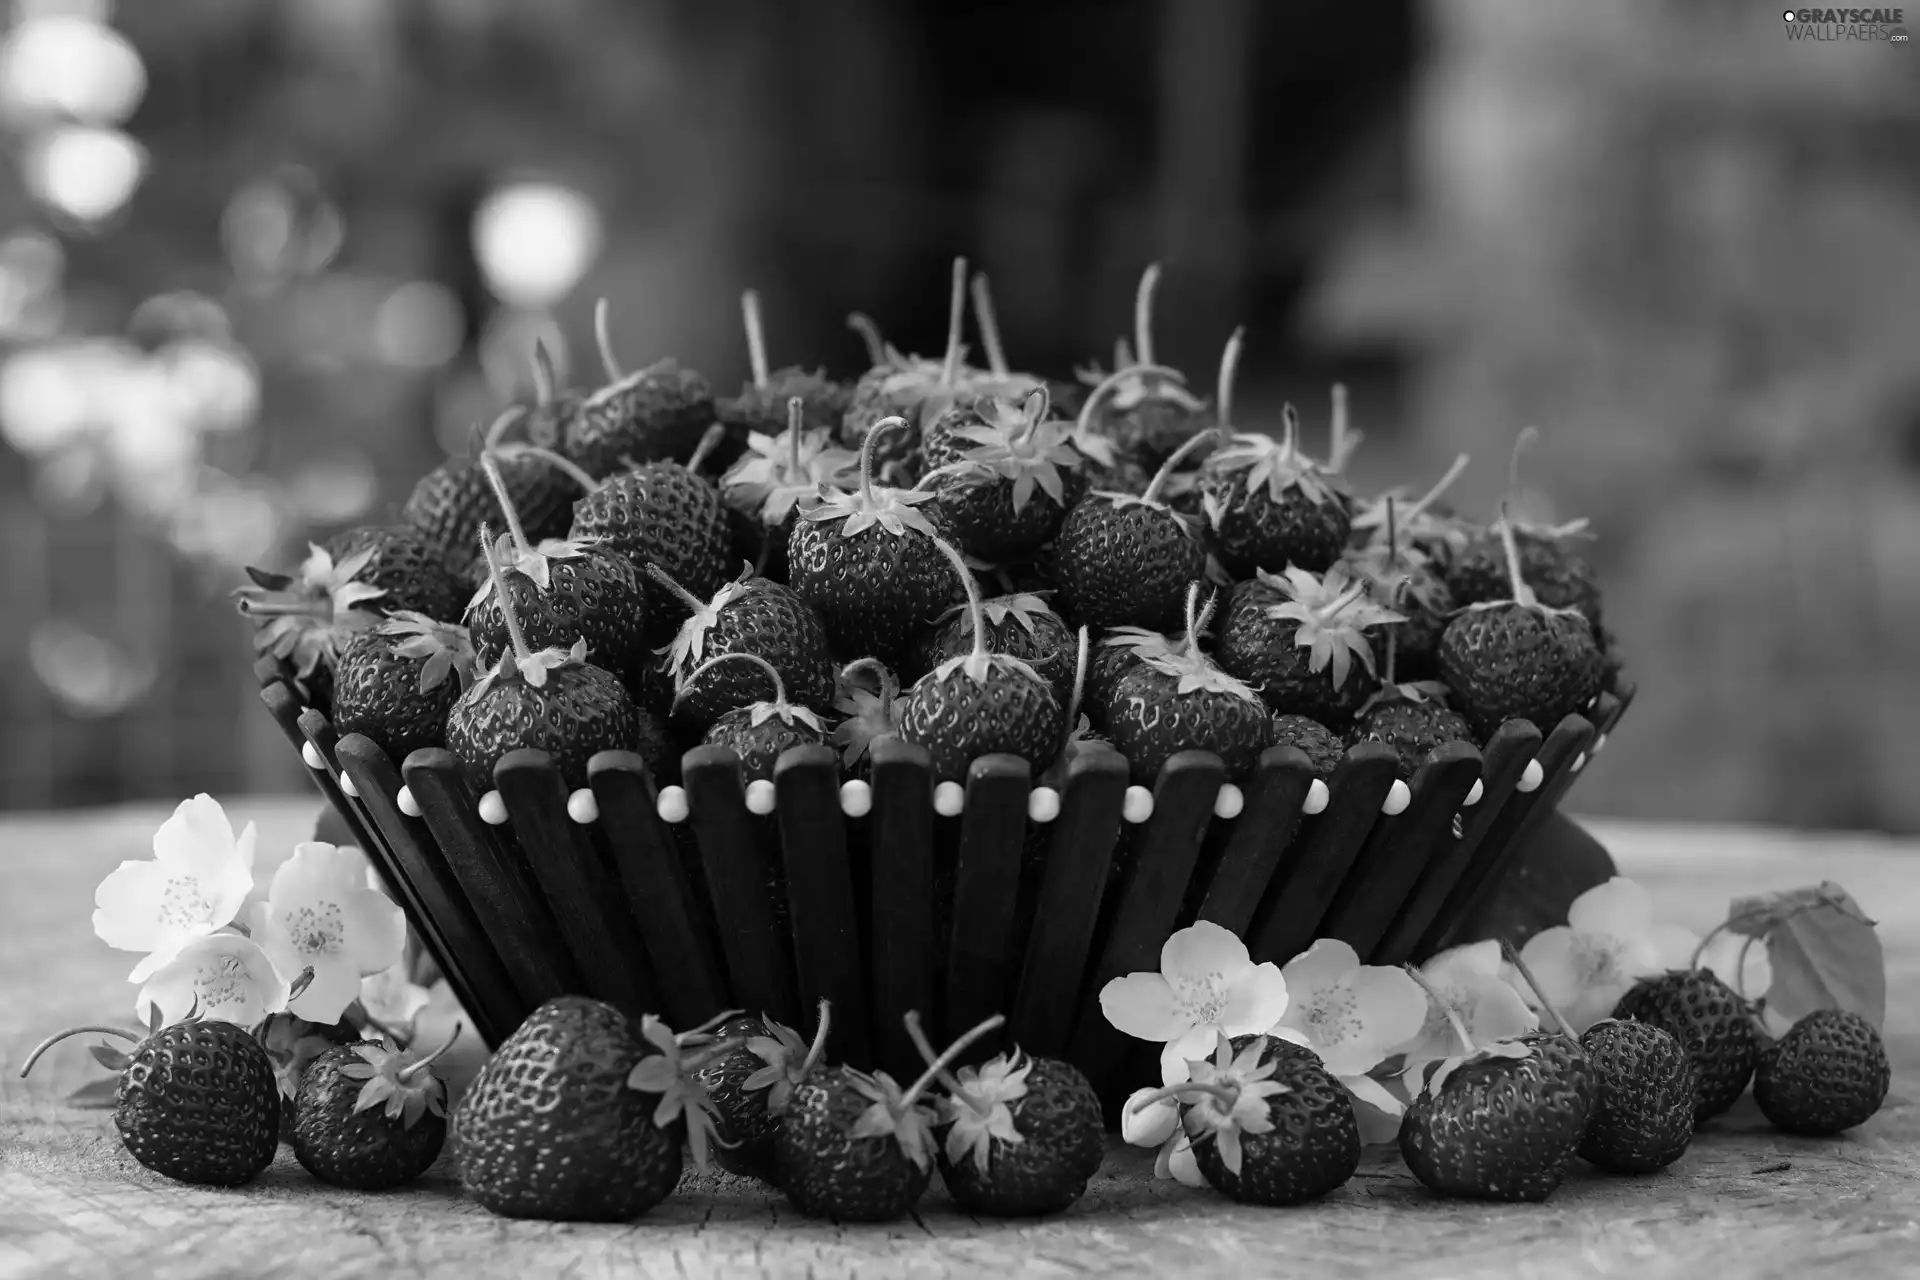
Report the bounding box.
[1577,1018,1697,1173]
[693,1001,834,1183]
[1754,1009,1889,1137]
[290,1027,459,1190]
[1610,967,1760,1124]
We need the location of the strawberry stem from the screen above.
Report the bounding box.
[1401,453,1470,528]
[1500,941,1577,1044]
[1686,906,1775,971]
[1280,404,1300,458]
[1141,428,1216,505]
[1133,1078,1240,1113]
[483,404,527,451]
[1328,383,1350,471]
[593,298,624,382]
[1506,425,1538,516]
[1065,624,1089,733]
[1384,495,1400,576]
[513,445,600,495]
[1073,362,1187,440]
[235,599,331,620]
[839,657,899,717]
[673,650,790,716]
[899,1013,1005,1111]
[1316,581,1368,620]
[1017,384,1050,445]
[927,533,990,673]
[19,1025,142,1077]
[784,396,805,479]
[856,416,909,505]
[1214,327,1244,446]
[480,452,534,564]
[531,340,558,406]
[902,1010,982,1115]
[846,312,887,368]
[478,524,533,665]
[798,1000,833,1077]
[642,563,710,616]
[687,424,726,475]
[939,256,968,387]
[1182,580,1217,658]
[1134,262,1161,368]
[1404,965,1479,1057]
[1496,502,1539,610]
[969,272,1009,378]
[396,1021,464,1082]
[741,289,770,389]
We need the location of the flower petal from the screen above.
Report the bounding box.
[1516,926,1586,1012]
[91,861,171,955]
[1279,937,1363,995]
[1643,923,1701,976]
[1343,1072,1408,1146]
[1567,876,1652,940]
[340,887,408,977]
[1463,975,1538,1046]
[1167,1140,1206,1187]
[1160,920,1253,990]
[1348,966,1430,1062]
[1216,962,1289,1037]
[135,933,289,1028]
[1121,1089,1179,1147]
[289,961,362,1025]
[1100,973,1185,1043]
[1422,939,1503,986]
[1162,1024,1221,1084]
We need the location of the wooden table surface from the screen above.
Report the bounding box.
[1,799,1915,1280]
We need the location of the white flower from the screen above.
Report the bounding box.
[1398,941,1538,1080]
[1516,877,1698,1034]
[1695,927,1773,1002]
[250,842,407,1025]
[359,959,433,1036]
[1266,938,1428,1133]
[1121,1087,1180,1146]
[92,794,257,981]
[1100,920,1290,1085]
[135,932,290,1028]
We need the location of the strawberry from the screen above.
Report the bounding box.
[693,1001,833,1183]
[1445,431,1601,626]
[1081,627,1176,727]
[830,658,907,778]
[788,417,959,665]
[894,536,1066,781]
[1437,506,1605,740]
[1346,596,1477,780]
[457,998,740,1221]
[331,612,477,762]
[1270,713,1345,778]
[1754,1009,1889,1137]
[235,538,403,711]
[906,589,1076,702]
[1195,332,1356,577]
[561,300,716,478]
[921,388,1086,560]
[521,339,582,452]
[1344,476,1466,680]
[1145,1032,1361,1206]
[400,408,583,581]
[1400,966,1596,1204]
[443,528,658,793]
[1611,969,1759,1124]
[717,395,858,580]
[1215,563,1403,727]
[1347,451,1474,566]
[463,454,653,696]
[22,1008,279,1187]
[1103,583,1273,785]
[902,1013,1104,1218]
[1051,430,1212,632]
[1577,1018,1697,1173]
[568,428,736,645]
[719,288,853,440]
[290,1029,457,1190]
[652,563,836,726]
[1073,265,1209,465]
[775,1014,1005,1222]
[674,652,832,782]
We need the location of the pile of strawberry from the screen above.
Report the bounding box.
[236,262,1625,807]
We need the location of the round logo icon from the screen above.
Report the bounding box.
[1783,9,1796,19]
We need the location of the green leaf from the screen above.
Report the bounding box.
[1737,883,1886,1029]
[66,1078,121,1109]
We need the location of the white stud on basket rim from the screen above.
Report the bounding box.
[934,781,966,818]
[1122,786,1154,824]
[840,779,872,818]
[1571,751,1588,773]
[477,790,508,825]
[1517,758,1545,792]
[397,785,422,818]
[301,741,326,771]
[1593,733,1608,755]
[745,779,777,815]
[1463,779,1484,807]
[656,785,690,824]
[1303,779,1330,815]
[338,771,360,799]
[1028,786,1061,823]
[1382,779,1411,816]
[567,789,599,824]
[1213,784,1244,820]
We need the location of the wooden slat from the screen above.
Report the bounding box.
[1371,719,1543,966]
[1196,746,1315,936]
[258,684,374,855]
[493,749,660,1019]
[401,749,579,1009]
[334,734,521,1046]
[1421,712,1598,955]
[866,737,938,1083]
[589,750,731,1029]
[1248,743,1400,966]
[252,655,284,689]
[1316,742,1485,960]
[1066,750,1224,1101]
[683,746,797,1029]
[943,754,1032,1061]
[775,745,871,1068]
[1008,743,1128,1058]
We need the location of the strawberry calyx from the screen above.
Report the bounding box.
[923,387,1083,516]
[720,396,859,528]
[1199,329,1348,521]
[901,1010,1033,1176]
[651,562,749,674]
[672,650,824,732]
[1131,1033,1291,1178]
[1139,581,1263,703]
[1350,453,1472,556]
[234,542,389,681]
[627,1014,749,1173]
[1465,501,1589,622]
[1257,564,1404,691]
[465,524,590,698]
[926,534,1048,688]
[804,416,941,539]
[378,611,478,694]
[336,1024,460,1129]
[932,591,1055,638]
[832,658,905,767]
[470,451,597,598]
[741,999,833,1117]
[850,1012,1006,1172]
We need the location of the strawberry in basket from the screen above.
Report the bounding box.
[401,406,583,582]
[717,394,859,581]
[1052,429,1212,633]
[653,562,837,728]
[675,652,832,782]
[1216,562,1404,728]
[560,300,716,479]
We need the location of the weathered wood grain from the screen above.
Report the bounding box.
[3,801,1918,1280]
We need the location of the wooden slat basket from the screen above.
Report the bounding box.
[256,653,1632,1109]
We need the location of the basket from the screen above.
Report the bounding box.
[255,652,1632,1108]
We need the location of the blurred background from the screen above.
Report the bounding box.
[0,0,1916,831]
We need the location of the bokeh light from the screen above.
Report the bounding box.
[29,618,156,718]
[0,12,146,125]
[472,182,602,308]
[373,280,465,369]
[23,124,146,225]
